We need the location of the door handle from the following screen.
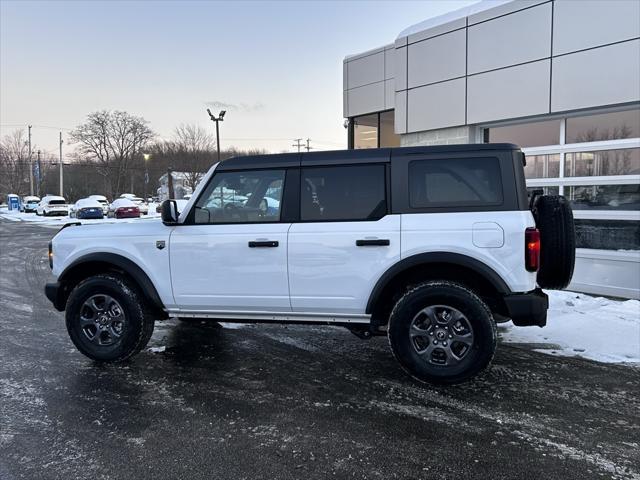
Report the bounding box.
[356,239,390,246]
[248,240,279,248]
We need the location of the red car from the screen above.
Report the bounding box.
[109,199,141,219]
[115,205,140,218]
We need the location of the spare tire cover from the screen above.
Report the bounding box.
[531,195,576,290]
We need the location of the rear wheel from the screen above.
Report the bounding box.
[65,274,155,362]
[388,281,496,385]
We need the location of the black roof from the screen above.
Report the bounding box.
[216,143,520,171]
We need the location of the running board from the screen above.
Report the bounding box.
[165,310,370,324]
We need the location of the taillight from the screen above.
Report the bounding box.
[48,241,53,269]
[525,227,541,272]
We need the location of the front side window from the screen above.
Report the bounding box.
[193,169,285,224]
[300,164,386,221]
[409,158,503,208]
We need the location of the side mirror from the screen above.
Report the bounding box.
[161,200,179,225]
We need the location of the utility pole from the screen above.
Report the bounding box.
[28,125,33,196]
[292,138,303,152]
[304,138,313,152]
[206,109,226,163]
[59,132,64,197]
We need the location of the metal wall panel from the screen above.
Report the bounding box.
[394,91,408,134]
[347,81,385,117]
[467,60,551,123]
[553,0,640,56]
[347,52,385,89]
[468,2,552,74]
[551,40,640,112]
[408,29,466,88]
[407,78,466,131]
[394,46,407,91]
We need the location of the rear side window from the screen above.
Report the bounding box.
[301,164,386,221]
[409,158,503,208]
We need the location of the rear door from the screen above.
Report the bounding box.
[288,162,400,314]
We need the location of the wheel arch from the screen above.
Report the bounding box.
[57,253,168,319]
[366,252,511,327]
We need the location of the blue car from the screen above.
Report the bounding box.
[71,198,104,219]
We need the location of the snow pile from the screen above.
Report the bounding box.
[501,290,640,364]
[0,207,160,226]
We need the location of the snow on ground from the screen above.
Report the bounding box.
[501,290,640,364]
[0,207,160,227]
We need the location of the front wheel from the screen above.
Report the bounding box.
[65,274,154,362]
[388,281,496,385]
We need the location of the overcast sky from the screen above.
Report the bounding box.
[1,0,476,157]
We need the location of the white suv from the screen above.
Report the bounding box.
[45,145,575,384]
[37,195,69,216]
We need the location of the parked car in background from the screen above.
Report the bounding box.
[36,195,68,216]
[20,195,40,213]
[109,198,140,219]
[119,193,148,215]
[70,198,104,219]
[88,195,109,215]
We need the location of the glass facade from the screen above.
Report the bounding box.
[484,106,640,251]
[484,119,561,148]
[351,110,400,149]
[566,109,640,144]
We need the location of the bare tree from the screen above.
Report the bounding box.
[166,124,215,191]
[69,110,155,197]
[0,129,30,196]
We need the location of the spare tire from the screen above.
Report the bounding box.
[531,194,575,290]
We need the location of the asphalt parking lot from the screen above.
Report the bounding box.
[1,219,639,480]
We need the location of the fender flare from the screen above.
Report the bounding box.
[58,252,166,313]
[365,252,511,314]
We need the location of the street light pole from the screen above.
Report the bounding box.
[206,109,226,163]
[28,125,33,196]
[59,132,64,197]
[143,153,150,202]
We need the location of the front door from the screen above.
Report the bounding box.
[170,168,291,312]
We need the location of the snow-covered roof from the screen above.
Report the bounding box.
[397,0,512,39]
[75,198,102,208]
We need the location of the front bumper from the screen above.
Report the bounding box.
[45,282,65,311]
[503,288,548,327]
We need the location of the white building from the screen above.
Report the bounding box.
[343,0,640,299]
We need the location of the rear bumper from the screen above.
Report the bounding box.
[45,282,65,311]
[503,288,548,327]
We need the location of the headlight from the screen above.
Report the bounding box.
[48,241,53,269]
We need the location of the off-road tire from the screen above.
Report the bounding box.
[65,274,155,362]
[388,281,497,385]
[531,195,575,290]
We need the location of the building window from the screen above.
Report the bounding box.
[350,110,400,149]
[524,154,560,179]
[566,184,640,211]
[353,114,378,149]
[575,220,640,250]
[483,119,561,148]
[483,105,640,252]
[565,148,640,177]
[566,109,640,144]
[380,110,400,147]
